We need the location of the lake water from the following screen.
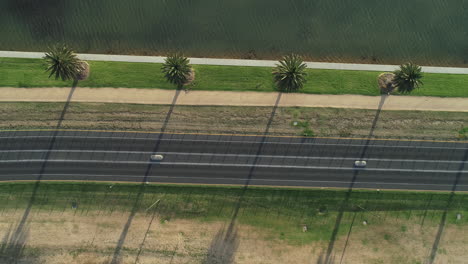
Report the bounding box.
[1,0,467,66]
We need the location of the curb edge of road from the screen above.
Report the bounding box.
[1,129,467,144]
[1,180,466,194]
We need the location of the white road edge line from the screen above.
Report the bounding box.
[0,159,467,173]
[0,136,466,149]
[1,173,468,187]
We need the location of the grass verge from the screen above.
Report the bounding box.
[0,102,467,141]
[1,57,468,97]
[1,182,467,263]
[1,181,467,245]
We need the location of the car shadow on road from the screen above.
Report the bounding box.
[3,81,77,263]
[323,94,387,263]
[202,93,283,263]
[427,147,468,264]
[110,89,181,264]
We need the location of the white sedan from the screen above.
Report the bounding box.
[150,154,164,161]
[354,160,367,168]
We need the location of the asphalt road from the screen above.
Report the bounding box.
[0,131,467,191]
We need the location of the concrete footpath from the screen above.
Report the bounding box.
[1,87,467,112]
[2,50,468,74]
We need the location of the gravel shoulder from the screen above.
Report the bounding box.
[1,102,466,140]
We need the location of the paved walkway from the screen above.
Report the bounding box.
[1,50,468,74]
[1,87,467,112]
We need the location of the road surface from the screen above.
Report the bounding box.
[0,131,467,191]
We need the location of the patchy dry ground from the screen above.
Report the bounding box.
[0,210,466,264]
[0,182,466,264]
[0,102,467,140]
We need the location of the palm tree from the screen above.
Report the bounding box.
[161,53,193,89]
[272,54,307,92]
[392,62,423,93]
[43,45,83,81]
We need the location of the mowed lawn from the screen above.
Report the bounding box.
[1,57,468,97]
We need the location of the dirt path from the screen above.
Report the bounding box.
[1,87,467,112]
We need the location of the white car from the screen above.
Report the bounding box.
[354,160,367,168]
[150,154,164,161]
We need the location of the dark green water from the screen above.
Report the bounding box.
[1,0,467,66]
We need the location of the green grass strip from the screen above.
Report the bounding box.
[0,182,466,245]
[1,58,468,97]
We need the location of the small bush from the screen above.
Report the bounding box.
[302,128,315,137]
[17,81,31,88]
[318,205,328,214]
[401,225,407,232]
[338,128,352,137]
[458,127,468,139]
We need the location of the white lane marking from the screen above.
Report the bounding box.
[1,149,467,164]
[0,136,466,150]
[0,159,467,173]
[2,173,468,188]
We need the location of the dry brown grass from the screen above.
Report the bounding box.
[0,210,466,264]
[0,102,466,140]
[0,211,318,264]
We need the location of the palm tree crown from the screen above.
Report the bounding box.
[272,54,307,92]
[161,54,192,88]
[43,45,82,81]
[393,62,423,93]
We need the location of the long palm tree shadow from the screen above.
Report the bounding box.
[202,225,240,264]
[338,211,358,264]
[4,81,78,263]
[202,93,283,264]
[110,89,181,264]
[324,95,387,264]
[134,201,160,264]
[0,225,40,264]
[316,253,334,264]
[427,147,468,264]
